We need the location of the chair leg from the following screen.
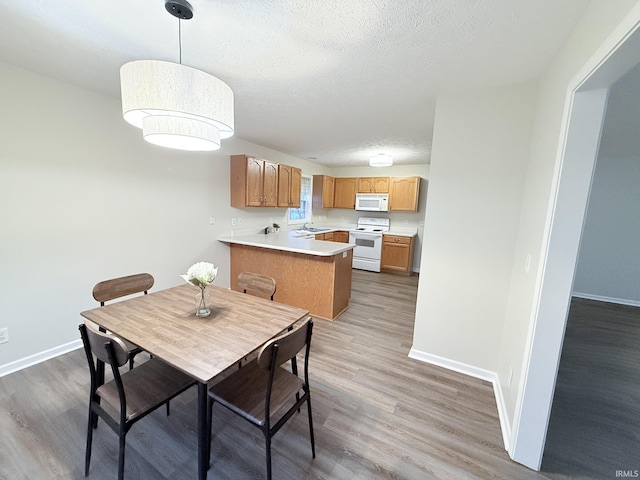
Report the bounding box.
[265,432,272,480]
[166,401,170,416]
[85,408,95,476]
[118,432,126,480]
[307,397,316,458]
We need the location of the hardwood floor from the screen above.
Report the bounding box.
[541,297,640,479]
[0,270,590,479]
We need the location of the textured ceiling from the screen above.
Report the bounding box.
[0,0,591,166]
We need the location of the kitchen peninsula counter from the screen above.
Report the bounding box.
[217,232,354,256]
[218,232,355,320]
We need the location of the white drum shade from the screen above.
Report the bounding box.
[121,60,234,151]
[143,115,221,151]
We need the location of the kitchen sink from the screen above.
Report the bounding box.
[291,227,331,237]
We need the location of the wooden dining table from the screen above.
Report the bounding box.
[80,283,309,480]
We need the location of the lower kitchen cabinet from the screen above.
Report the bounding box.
[381,234,415,275]
[315,232,334,241]
[315,230,349,242]
[332,230,349,243]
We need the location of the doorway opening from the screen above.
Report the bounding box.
[511,18,640,471]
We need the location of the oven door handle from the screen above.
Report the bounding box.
[350,232,383,239]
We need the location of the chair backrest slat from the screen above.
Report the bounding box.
[92,273,154,304]
[237,272,276,300]
[82,321,130,367]
[257,317,311,370]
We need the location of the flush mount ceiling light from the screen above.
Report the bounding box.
[369,153,393,167]
[120,0,234,152]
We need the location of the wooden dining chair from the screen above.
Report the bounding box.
[237,272,276,301]
[92,273,154,369]
[236,272,278,368]
[207,317,315,480]
[79,321,196,480]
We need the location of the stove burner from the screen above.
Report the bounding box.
[353,217,390,235]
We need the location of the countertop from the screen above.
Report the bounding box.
[300,225,418,237]
[385,228,418,237]
[218,231,355,256]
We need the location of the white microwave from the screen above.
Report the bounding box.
[355,193,389,212]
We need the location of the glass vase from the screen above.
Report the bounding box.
[195,285,211,317]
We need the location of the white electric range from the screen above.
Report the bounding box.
[349,217,390,272]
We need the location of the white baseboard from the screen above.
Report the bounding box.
[492,376,512,453]
[572,291,640,307]
[408,347,511,451]
[0,339,83,378]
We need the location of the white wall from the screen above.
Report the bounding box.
[573,64,640,305]
[573,153,640,303]
[498,0,640,468]
[0,61,329,370]
[409,3,640,461]
[411,81,539,372]
[0,60,431,372]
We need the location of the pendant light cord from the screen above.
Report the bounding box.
[178,18,182,64]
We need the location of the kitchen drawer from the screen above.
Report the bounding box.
[384,235,411,245]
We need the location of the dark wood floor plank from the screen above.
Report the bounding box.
[542,297,640,479]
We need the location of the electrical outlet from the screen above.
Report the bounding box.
[209,216,216,225]
[231,218,237,226]
[0,328,8,344]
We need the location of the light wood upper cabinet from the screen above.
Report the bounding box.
[309,175,420,211]
[357,177,389,193]
[381,234,415,275]
[389,176,420,212]
[312,175,335,209]
[231,155,278,207]
[333,177,357,209]
[277,164,302,208]
[262,161,278,207]
[290,167,301,206]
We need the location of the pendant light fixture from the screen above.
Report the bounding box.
[120,0,234,152]
[369,153,393,167]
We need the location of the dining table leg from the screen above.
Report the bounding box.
[198,381,208,480]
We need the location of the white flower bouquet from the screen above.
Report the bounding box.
[181,262,218,287]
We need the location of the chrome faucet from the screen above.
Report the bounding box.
[303,222,311,230]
